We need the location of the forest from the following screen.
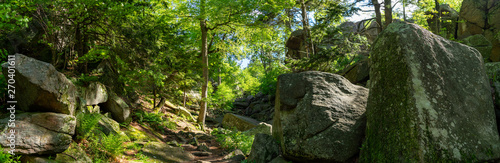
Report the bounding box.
[1,0,500,162]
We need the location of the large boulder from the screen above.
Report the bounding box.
[273,71,368,162]
[0,112,76,154]
[1,54,77,115]
[222,113,260,131]
[361,21,500,162]
[101,90,131,123]
[248,134,280,163]
[78,82,108,106]
[458,0,500,61]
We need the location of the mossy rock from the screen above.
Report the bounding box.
[123,125,158,142]
[55,141,92,163]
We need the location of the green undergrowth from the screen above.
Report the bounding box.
[211,128,254,155]
[134,110,177,132]
[0,146,20,163]
[76,112,126,162]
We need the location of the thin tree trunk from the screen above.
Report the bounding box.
[373,0,383,32]
[384,0,392,27]
[434,0,441,34]
[198,15,209,131]
[403,0,406,21]
[183,88,186,108]
[300,0,311,57]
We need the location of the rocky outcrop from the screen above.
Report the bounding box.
[248,134,280,163]
[101,90,131,123]
[458,0,500,61]
[463,34,493,61]
[273,71,368,162]
[222,113,261,131]
[1,54,77,115]
[0,112,76,154]
[232,93,275,122]
[361,21,500,162]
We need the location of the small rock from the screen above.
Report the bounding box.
[223,149,245,161]
[196,143,209,152]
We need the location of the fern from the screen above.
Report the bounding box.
[77,113,102,140]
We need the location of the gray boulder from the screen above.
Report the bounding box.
[97,114,129,140]
[273,71,368,162]
[1,54,77,115]
[101,90,131,123]
[0,112,76,154]
[361,21,500,162]
[79,82,108,106]
[248,134,280,163]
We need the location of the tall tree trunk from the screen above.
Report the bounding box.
[183,88,187,108]
[434,0,441,34]
[403,0,406,21]
[384,0,392,27]
[300,0,312,57]
[373,0,383,32]
[198,13,209,130]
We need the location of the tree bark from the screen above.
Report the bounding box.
[434,0,441,34]
[373,0,383,32]
[403,0,406,21]
[183,88,186,108]
[197,12,209,131]
[300,0,312,57]
[384,0,392,27]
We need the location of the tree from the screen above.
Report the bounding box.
[384,0,392,27]
[174,0,292,130]
[372,0,383,32]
